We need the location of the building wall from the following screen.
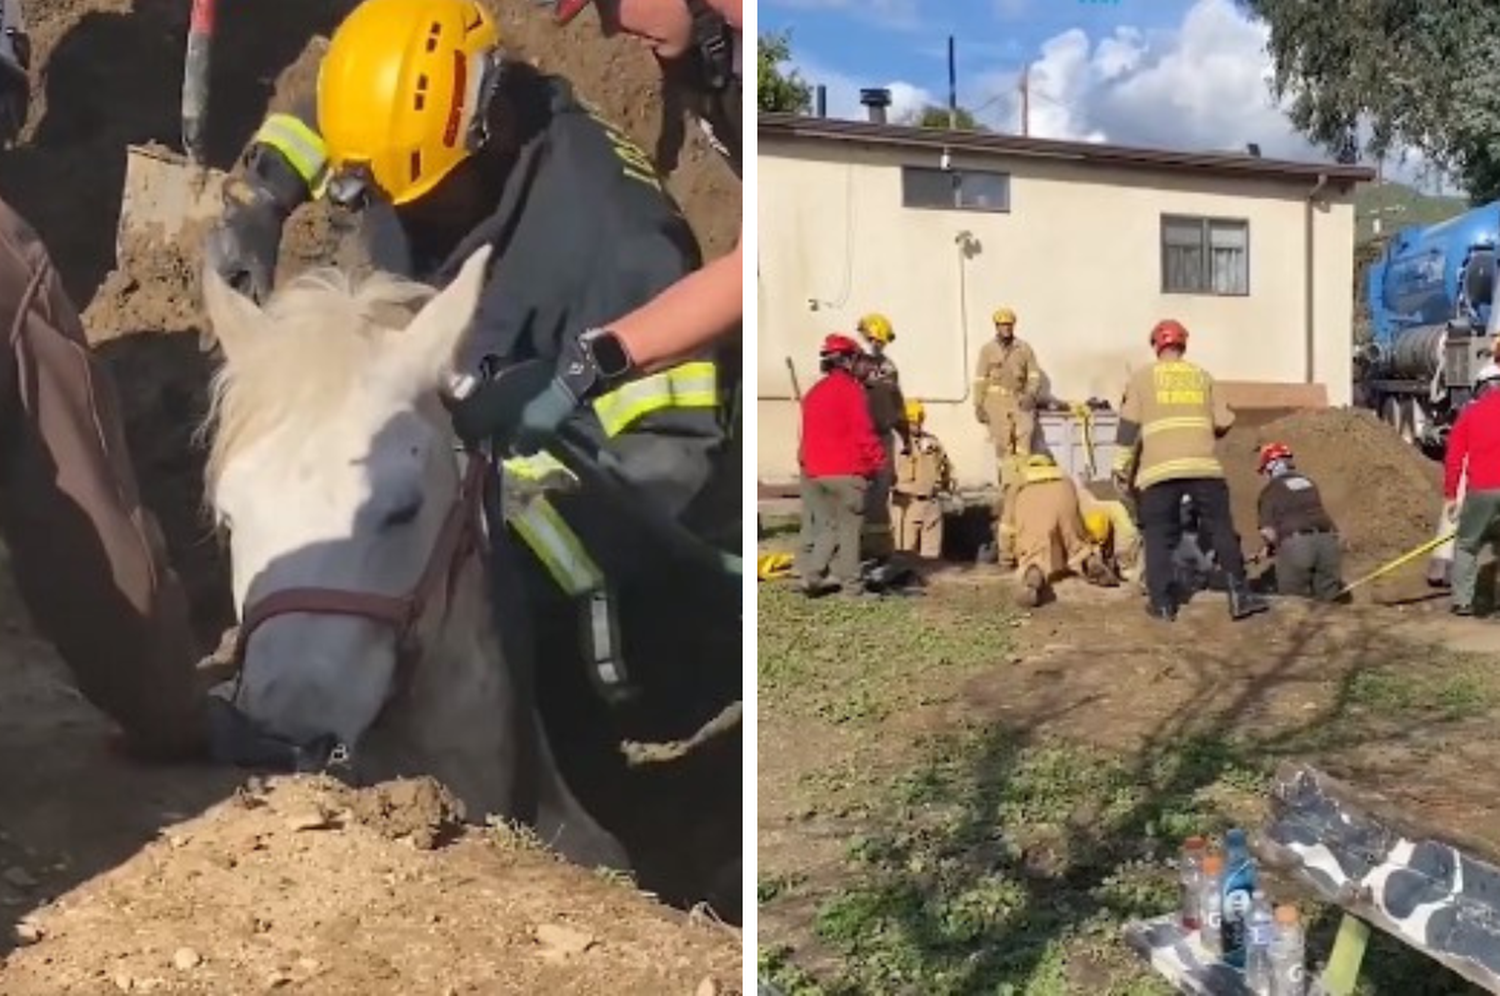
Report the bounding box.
[756,139,1359,487]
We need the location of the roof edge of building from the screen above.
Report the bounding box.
[758,113,1375,185]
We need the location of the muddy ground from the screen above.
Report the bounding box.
[0,0,741,990]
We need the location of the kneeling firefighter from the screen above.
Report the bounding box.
[204,0,740,731]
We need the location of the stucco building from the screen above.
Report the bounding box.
[758,110,1375,488]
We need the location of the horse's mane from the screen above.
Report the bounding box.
[199,265,437,500]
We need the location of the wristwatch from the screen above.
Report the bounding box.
[562,327,634,400]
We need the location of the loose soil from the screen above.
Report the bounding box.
[0,0,741,990]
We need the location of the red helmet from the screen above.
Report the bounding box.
[820,333,862,357]
[1150,319,1190,353]
[1257,442,1293,473]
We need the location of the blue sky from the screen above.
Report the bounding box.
[761,0,1449,190]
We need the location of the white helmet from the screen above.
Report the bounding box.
[1477,363,1500,390]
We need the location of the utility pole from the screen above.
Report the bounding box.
[1019,65,1030,137]
[947,35,958,130]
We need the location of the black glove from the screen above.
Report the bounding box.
[449,359,557,451]
[204,179,287,305]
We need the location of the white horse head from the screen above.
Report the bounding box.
[198,246,627,871]
[200,246,492,754]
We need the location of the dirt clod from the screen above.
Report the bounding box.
[170,947,201,971]
[346,777,463,851]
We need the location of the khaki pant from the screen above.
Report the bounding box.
[0,196,203,758]
[1078,491,1141,581]
[982,390,1035,465]
[798,475,867,585]
[1014,479,1096,580]
[891,493,943,558]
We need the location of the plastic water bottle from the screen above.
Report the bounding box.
[1198,852,1225,957]
[1270,903,1306,996]
[1221,828,1259,967]
[1179,836,1207,930]
[1244,890,1274,994]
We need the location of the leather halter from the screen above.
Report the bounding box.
[230,454,489,707]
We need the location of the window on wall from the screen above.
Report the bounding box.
[1161,215,1250,295]
[902,166,1011,212]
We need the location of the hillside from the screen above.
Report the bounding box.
[1355,180,1468,243]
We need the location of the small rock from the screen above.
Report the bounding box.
[264,969,293,989]
[12,921,43,945]
[286,810,334,832]
[296,957,320,973]
[696,978,721,996]
[113,972,136,992]
[534,922,596,958]
[172,947,202,971]
[2,866,37,889]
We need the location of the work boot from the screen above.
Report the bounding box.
[1227,578,1270,621]
[1015,566,1046,608]
[801,578,842,598]
[1145,599,1177,622]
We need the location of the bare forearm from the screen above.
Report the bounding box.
[613,238,743,372]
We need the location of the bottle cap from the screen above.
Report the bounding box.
[1274,904,1299,924]
[1202,853,1224,874]
[1184,835,1206,851]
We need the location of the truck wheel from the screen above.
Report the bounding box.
[1399,399,1419,445]
[1382,396,1403,433]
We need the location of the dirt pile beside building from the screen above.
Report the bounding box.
[1218,407,1443,573]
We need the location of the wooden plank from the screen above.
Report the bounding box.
[1252,763,1500,994]
[1122,916,1252,995]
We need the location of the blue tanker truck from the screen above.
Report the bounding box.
[1358,200,1500,454]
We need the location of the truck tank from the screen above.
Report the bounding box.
[1367,201,1500,351]
[1387,325,1446,380]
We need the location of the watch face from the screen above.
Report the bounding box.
[589,331,631,378]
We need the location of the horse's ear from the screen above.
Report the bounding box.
[199,262,264,363]
[399,244,493,387]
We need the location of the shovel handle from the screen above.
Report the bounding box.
[182,0,217,166]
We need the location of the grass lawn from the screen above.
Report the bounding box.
[756,579,1499,995]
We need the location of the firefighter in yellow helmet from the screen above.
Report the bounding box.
[855,312,910,559]
[890,399,953,559]
[1009,453,1117,608]
[973,306,1043,567]
[202,0,738,842]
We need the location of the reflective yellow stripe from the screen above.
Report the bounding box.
[1142,416,1214,436]
[1136,457,1225,489]
[502,452,575,484]
[1024,465,1063,484]
[591,361,718,437]
[508,496,603,596]
[254,114,329,190]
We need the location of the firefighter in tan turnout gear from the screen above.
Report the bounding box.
[1113,319,1269,622]
[890,400,952,559]
[974,306,1043,566]
[1012,454,1118,608]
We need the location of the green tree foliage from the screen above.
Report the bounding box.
[905,104,986,131]
[1240,0,1500,202]
[758,31,813,114]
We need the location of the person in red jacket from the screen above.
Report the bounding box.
[797,334,886,596]
[1444,363,1500,615]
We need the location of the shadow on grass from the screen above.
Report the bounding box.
[758,588,1497,996]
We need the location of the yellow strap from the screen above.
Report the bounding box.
[508,495,603,597]
[254,114,329,191]
[591,361,718,437]
[1069,402,1097,479]
[1024,465,1063,484]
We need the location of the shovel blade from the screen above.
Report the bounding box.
[116,144,227,261]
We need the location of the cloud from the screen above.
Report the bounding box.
[790,55,935,122]
[796,0,1457,190]
[992,0,1032,20]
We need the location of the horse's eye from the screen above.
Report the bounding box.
[383,501,422,528]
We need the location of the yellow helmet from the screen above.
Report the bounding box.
[858,312,895,344]
[1027,453,1055,468]
[318,0,501,207]
[992,307,1017,326]
[905,399,925,423]
[1083,510,1112,545]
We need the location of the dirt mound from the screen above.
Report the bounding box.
[1218,407,1442,573]
[0,777,740,995]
